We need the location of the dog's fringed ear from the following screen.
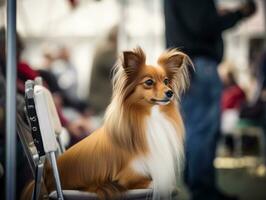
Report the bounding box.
[164,53,184,70]
[122,47,146,78]
[158,50,186,79]
[158,49,193,97]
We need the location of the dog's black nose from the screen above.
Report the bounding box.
[165,90,173,98]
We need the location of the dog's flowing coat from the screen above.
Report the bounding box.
[22,47,192,200]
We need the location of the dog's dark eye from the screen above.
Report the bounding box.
[164,78,169,85]
[145,79,154,86]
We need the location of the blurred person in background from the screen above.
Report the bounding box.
[221,66,246,112]
[88,25,118,116]
[239,49,266,160]
[164,0,256,199]
[238,50,266,127]
[41,46,90,116]
[44,46,78,102]
[219,63,246,155]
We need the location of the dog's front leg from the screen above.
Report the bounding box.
[116,167,151,190]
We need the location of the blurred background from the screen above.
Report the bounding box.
[0,0,266,200]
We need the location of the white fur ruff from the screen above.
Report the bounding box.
[131,106,183,199]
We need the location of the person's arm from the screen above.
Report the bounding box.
[212,0,256,32]
[170,0,256,39]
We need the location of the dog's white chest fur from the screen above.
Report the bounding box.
[131,106,183,196]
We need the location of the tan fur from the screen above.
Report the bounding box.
[21,47,191,200]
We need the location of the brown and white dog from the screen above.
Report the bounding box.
[22,47,192,200]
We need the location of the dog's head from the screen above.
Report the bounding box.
[112,47,192,107]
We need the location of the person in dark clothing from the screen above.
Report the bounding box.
[164,1,256,200]
[165,0,256,63]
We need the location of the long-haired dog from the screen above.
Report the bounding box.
[22,47,192,200]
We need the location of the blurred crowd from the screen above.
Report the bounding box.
[0,28,94,197]
[0,0,266,200]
